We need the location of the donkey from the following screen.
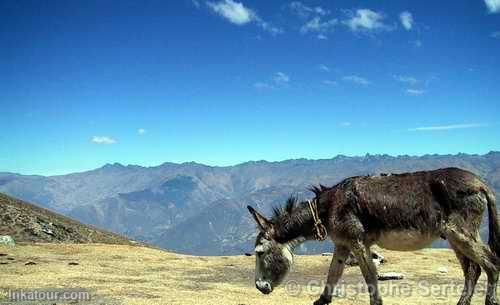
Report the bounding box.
[248,167,500,305]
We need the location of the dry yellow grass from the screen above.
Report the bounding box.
[0,243,491,305]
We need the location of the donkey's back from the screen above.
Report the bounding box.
[336,167,493,251]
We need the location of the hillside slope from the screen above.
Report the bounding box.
[0,193,136,245]
[0,243,490,305]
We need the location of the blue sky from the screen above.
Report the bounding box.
[1,0,499,176]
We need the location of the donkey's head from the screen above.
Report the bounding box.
[247,205,293,294]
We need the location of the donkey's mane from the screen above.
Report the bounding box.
[270,184,331,223]
[271,196,298,222]
[309,184,330,198]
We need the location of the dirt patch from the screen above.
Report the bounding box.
[0,243,489,305]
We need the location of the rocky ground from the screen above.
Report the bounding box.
[0,243,492,305]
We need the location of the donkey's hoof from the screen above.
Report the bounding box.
[313,295,331,305]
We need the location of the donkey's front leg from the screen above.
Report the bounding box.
[313,246,350,305]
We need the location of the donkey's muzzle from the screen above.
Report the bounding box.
[256,280,272,294]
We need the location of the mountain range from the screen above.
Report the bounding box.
[1,152,499,255]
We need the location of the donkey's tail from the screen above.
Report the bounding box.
[484,187,500,260]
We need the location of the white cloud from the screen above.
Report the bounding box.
[137,128,147,135]
[300,17,338,34]
[342,75,371,85]
[406,89,425,96]
[207,0,282,34]
[408,123,488,132]
[343,9,390,32]
[410,39,422,48]
[272,72,290,84]
[91,136,117,144]
[340,122,352,127]
[399,11,413,30]
[289,2,329,18]
[318,64,330,72]
[254,72,290,90]
[491,31,500,38]
[207,0,254,25]
[257,20,282,35]
[192,0,201,9]
[289,2,334,37]
[323,80,337,86]
[485,0,500,13]
[394,75,419,85]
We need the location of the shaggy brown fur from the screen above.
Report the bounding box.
[248,167,500,305]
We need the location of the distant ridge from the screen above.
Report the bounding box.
[0,193,137,245]
[6,151,498,177]
[0,151,499,254]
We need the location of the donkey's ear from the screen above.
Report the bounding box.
[247,205,273,233]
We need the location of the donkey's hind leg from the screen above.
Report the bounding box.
[449,242,482,305]
[446,229,499,305]
[351,242,382,305]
